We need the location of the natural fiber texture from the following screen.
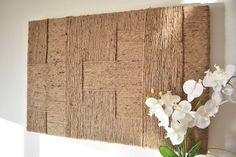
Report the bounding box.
[27,5,209,148]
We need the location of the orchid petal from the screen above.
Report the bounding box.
[179,100,192,112]
[172,110,185,121]
[183,80,196,94]
[192,82,204,97]
[187,94,195,102]
[195,116,210,129]
[226,64,236,78]
[204,100,219,116]
[222,85,234,96]
[145,97,159,107]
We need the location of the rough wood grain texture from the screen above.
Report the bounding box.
[28,64,47,111]
[83,61,142,90]
[65,17,83,138]
[117,10,145,62]
[28,20,48,64]
[81,14,117,61]
[183,6,210,152]
[113,117,142,145]
[143,6,184,148]
[46,18,67,136]
[82,91,116,141]
[27,5,210,149]
[27,109,47,133]
[47,18,67,64]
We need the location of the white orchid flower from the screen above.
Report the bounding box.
[145,97,160,107]
[145,97,163,116]
[172,100,192,121]
[154,108,169,129]
[212,91,223,104]
[179,112,196,128]
[166,121,187,145]
[224,64,236,83]
[203,64,236,91]
[183,80,204,102]
[195,106,211,129]
[202,70,218,88]
[204,100,219,117]
[161,91,181,117]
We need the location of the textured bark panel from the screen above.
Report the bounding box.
[81,14,117,61]
[65,17,83,138]
[27,6,210,149]
[83,61,142,90]
[116,89,142,118]
[27,109,47,133]
[82,91,116,141]
[117,31,144,61]
[117,10,146,31]
[28,20,48,64]
[47,18,67,64]
[143,6,184,148]
[183,6,210,152]
[113,117,142,145]
[46,18,67,136]
[28,64,47,111]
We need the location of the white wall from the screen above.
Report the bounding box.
[0,0,235,157]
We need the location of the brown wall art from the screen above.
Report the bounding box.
[27,5,210,149]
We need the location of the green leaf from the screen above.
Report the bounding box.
[159,146,179,157]
[187,141,202,157]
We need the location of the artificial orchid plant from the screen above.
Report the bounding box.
[145,64,236,157]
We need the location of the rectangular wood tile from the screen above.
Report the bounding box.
[143,6,184,148]
[47,18,67,64]
[183,6,210,152]
[65,17,83,138]
[83,61,142,90]
[28,64,47,111]
[28,20,48,64]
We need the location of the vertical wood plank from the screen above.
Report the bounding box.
[27,64,47,111]
[27,64,47,133]
[143,7,184,148]
[28,20,48,64]
[83,91,116,141]
[65,17,83,138]
[115,10,146,146]
[46,18,67,136]
[81,14,117,62]
[183,6,210,152]
[47,18,67,64]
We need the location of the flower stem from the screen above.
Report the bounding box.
[193,91,211,111]
[182,136,187,157]
[227,76,236,85]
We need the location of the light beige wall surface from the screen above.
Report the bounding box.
[0,0,235,157]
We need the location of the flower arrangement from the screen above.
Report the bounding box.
[145,64,236,157]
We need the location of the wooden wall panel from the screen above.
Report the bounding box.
[28,20,48,64]
[27,5,209,149]
[183,6,210,152]
[46,18,67,136]
[143,6,184,148]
